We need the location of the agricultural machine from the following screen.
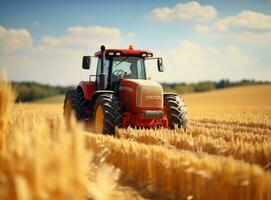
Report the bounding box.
[64,45,187,134]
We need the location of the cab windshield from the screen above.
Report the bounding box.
[111,56,146,82]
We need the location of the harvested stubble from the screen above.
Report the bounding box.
[87,132,271,200]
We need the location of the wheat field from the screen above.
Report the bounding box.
[1,74,271,200]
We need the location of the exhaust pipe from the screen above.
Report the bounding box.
[99,45,107,90]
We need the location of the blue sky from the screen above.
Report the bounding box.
[0,0,271,85]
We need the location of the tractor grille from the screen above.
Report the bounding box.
[136,83,163,108]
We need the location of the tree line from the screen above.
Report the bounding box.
[12,82,73,102]
[12,79,270,102]
[161,79,270,94]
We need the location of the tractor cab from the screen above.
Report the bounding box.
[64,45,187,135]
[82,45,164,91]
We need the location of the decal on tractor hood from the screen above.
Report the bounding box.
[145,95,162,101]
[136,85,163,108]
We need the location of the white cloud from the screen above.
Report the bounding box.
[194,10,271,46]
[214,10,271,31]
[194,24,211,33]
[148,40,253,83]
[0,24,268,85]
[0,26,33,53]
[0,25,122,85]
[211,31,271,46]
[41,26,121,50]
[208,45,250,65]
[150,1,217,23]
[195,10,271,33]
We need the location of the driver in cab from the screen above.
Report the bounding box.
[125,62,136,79]
[118,61,137,80]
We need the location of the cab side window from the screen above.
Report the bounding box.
[137,59,145,79]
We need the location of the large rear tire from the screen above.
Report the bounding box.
[63,89,89,128]
[164,94,188,130]
[93,94,122,135]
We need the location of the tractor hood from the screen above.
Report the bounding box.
[119,79,163,111]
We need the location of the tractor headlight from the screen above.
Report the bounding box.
[141,53,147,57]
[141,52,153,57]
[108,52,115,56]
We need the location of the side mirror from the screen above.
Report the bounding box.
[157,58,164,72]
[82,56,91,69]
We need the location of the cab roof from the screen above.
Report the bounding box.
[94,46,153,57]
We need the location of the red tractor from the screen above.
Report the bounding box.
[64,45,187,134]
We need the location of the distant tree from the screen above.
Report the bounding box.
[216,79,230,89]
[12,82,73,102]
[194,81,215,92]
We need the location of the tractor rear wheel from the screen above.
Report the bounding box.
[93,94,122,135]
[63,89,89,128]
[164,94,188,130]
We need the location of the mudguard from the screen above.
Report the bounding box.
[77,81,96,100]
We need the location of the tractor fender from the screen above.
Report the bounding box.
[163,92,179,97]
[163,93,182,104]
[89,90,116,108]
[163,93,185,103]
[77,81,97,100]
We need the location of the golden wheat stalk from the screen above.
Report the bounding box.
[0,71,15,152]
[188,124,271,143]
[87,132,271,200]
[0,76,127,199]
[117,128,271,168]
[189,119,271,136]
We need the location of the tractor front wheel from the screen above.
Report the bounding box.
[93,94,122,135]
[164,94,188,130]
